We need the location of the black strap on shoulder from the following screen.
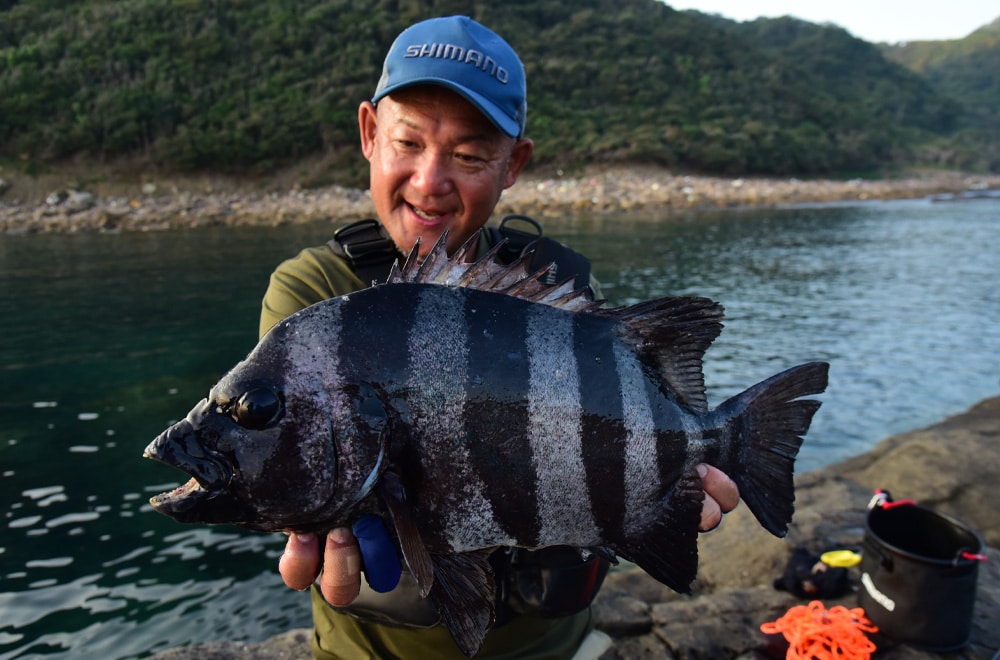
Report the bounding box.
[329,215,593,294]
[488,215,593,294]
[327,219,403,286]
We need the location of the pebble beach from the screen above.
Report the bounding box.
[2,166,999,234]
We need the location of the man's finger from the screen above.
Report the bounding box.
[697,464,740,513]
[318,528,362,606]
[279,532,322,591]
[699,493,724,532]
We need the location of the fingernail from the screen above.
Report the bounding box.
[330,528,352,545]
[293,533,317,547]
[696,464,708,478]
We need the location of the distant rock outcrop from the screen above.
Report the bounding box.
[3,168,1000,234]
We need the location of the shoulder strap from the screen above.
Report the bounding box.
[330,215,593,294]
[488,215,593,294]
[327,219,403,287]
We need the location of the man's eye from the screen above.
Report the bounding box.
[232,388,283,429]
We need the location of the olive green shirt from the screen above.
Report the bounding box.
[259,243,367,339]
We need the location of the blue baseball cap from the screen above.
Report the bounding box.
[372,16,527,138]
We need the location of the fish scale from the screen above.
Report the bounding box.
[526,305,599,546]
[144,230,829,657]
[614,339,659,534]
[409,285,512,552]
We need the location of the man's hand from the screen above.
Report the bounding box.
[279,463,740,603]
[278,516,401,606]
[697,463,740,532]
[280,528,361,605]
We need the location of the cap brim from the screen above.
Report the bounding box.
[372,78,521,138]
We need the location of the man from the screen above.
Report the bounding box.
[262,16,739,659]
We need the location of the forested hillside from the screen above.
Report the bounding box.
[1,0,997,184]
[881,18,1000,171]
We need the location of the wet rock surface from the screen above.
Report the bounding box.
[150,396,1000,659]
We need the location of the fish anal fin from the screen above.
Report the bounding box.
[429,550,496,658]
[608,296,725,414]
[379,471,435,596]
[618,470,704,594]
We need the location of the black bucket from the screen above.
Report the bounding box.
[859,491,986,651]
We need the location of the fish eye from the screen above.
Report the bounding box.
[233,387,283,430]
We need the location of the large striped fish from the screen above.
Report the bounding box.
[144,230,828,657]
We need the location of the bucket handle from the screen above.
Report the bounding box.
[870,491,988,566]
[867,489,916,511]
[958,550,988,564]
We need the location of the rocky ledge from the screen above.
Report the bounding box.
[152,395,1000,659]
[2,167,999,234]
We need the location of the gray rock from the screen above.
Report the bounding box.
[45,190,68,206]
[65,189,95,213]
[149,628,311,659]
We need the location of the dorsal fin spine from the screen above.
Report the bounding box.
[385,229,602,314]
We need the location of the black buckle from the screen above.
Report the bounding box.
[333,219,398,266]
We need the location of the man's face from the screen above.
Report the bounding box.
[359,86,533,258]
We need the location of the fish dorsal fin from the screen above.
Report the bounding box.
[385,230,602,313]
[607,296,725,414]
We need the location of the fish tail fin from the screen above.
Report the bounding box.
[711,361,829,537]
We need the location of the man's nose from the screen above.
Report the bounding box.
[411,153,453,197]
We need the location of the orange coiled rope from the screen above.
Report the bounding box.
[760,600,878,660]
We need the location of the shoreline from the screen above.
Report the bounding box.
[2,166,999,234]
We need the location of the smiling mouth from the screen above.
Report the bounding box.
[410,204,447,225]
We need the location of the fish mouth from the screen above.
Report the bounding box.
[147,475,213,514]
[143,418,245,523]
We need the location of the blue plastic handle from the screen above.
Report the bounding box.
[352,515,401,593]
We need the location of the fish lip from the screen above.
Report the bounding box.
[146,473,256,525]
[147,476,212,514]
[143,420,232,493]
[143,425,245,523]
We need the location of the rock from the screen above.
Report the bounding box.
[3,168,1000,234]
[591,573,654,637]
[828,397,1000,547]
[148,628,311,659]
[651,586,796,658]
[65,189,95,213]
[45,190,68,206]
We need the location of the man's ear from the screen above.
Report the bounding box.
[358,101,377,161]
[503,138,534,190]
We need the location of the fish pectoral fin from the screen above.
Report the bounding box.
[618,470,703,594]
[379,470,435,597]
[429,550,496,658]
